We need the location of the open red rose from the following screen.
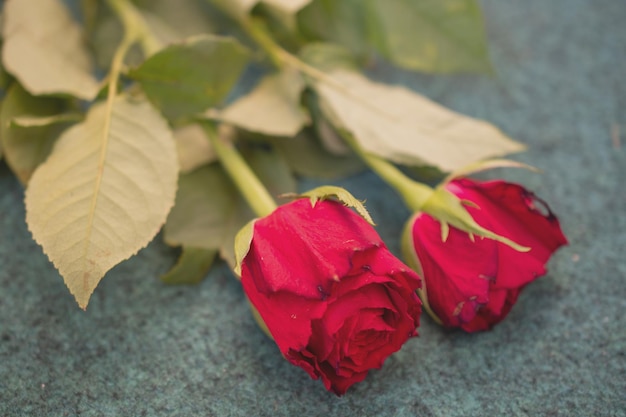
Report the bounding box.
[240,198,421,395]
[404,178,567,332]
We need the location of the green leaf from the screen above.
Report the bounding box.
[164,164,235,250]
[161,247,217,285]
[0,84,70,184]
[257,0,314,32]
[2,0,100,99]
[164,146,296,267]
[25,95,179,309]
[274,129,365,179]
[128,34,250,121]
[299,42,359,73]
[214,69,308,137]
[313,69,525,171]
[298,0,491,73]
[208,0,259,19]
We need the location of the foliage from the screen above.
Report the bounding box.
[0,0,524,308]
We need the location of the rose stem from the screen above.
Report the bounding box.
[203,124,278,218]
[221,13,436,213]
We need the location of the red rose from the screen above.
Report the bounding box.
[240,198,421,395]
[404,178,567,332]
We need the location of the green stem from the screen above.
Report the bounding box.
[230,13,436,214]
[203,124,278,218]
[107,0,162,56]
[341,133,434,212]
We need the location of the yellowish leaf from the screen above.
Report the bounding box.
[174,123,216,173]
[315,69,525,171]
[215,69,308,137]
[2,0,100,100]
[25,96,179,309]
[209,0,312,20]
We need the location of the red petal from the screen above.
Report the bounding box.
[412,213,496,328]
[244,199,383,299]
[448,179,568,289]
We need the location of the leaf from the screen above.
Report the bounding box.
[161,247,217,285]
[11,113,84,128]
[128,34,250,120]
[209,0,311,19]
[215,69,308,137]
[314,69,525,171]
[299,42,359,73]
[209,0,259,19]
[174,123,216,173]
[138,0,217,42]
[0,83,69,184]
[298,0,491,73]
[262,0,313,13]
[442,159,539,184]
[164,146,296,267]
[25,96,179,309]
[2,0,100,99]
[274,129,365,179]
[257,0,314,32]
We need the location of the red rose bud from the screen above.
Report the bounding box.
[239,198,422,395]
[403,178,567,333]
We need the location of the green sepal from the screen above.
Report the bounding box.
[292,185,374,225]
[400,214,443,326]
[161,247,217,285]
[421,187,530,252]
[233,219,257,277]
[248,301,274,340]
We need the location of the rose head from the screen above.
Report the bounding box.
[239,198,421,395]
[404,178,567,333]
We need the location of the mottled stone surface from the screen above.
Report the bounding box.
[1,1,625,416]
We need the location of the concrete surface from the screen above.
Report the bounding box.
[1,0,625,416]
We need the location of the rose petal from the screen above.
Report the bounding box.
[412,213,496,327]
[247,199,382,298]
[449,179,568,289]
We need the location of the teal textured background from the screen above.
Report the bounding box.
[1,0,625,416]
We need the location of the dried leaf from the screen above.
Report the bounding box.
[298,0,491,73]
[174,123,216,173]
[25,96,179,309]
[215,69,308,137]
[128,34,249,120]
[0,84,69,184]
[315,69,524,171]
[209,0,311,19]
[2,0,100,99]
[11,113,83,128]
[139,0,217,41]
[161,247,217,285]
